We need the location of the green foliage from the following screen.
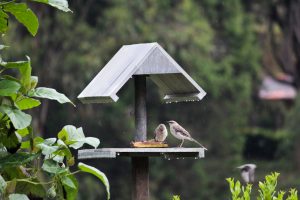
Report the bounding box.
[78,163,110,200]
[0,0,109,200]
[227,178,252,200]
[172,195,181,200]
[227,173,298,200]
[0,0,71,36]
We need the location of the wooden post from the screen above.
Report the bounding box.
[132,75,149,200]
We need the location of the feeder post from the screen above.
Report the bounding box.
[132,75,149,200]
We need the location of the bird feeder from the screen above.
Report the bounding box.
[77,42,206,200]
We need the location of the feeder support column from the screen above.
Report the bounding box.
[134,75,147,141]
[132,75,149,200]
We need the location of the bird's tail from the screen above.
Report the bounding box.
[190,138,207,150]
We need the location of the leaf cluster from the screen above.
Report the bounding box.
[227,173,298,200]
[0,0,110,199]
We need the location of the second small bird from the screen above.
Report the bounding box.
[167,120,207,150]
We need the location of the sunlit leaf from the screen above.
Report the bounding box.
[16,97,41,110]
[42,160,67,174]
[17,127,29,137]
[3,3,38,36]
[0,105,32,129]
[61,176,76,189]
[8,193,29,200]
[2,58,32,91]
[0,79,20,96]
[58,125,100,149]
[32,0,71,12]
[78,162,110,200]
[0,175,7,195]
[62,174,78,200]
[0,10,8,34]
[36,142,58,156]
[28,87,74,106]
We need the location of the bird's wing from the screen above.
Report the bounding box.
[173,125,191,137]
[249,168,255,183]
[241,171,249,183]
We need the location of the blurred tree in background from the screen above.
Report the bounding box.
[2,0,300,199]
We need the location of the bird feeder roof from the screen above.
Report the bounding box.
[78,42,206,103]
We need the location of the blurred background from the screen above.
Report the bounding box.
[3,0,300,199]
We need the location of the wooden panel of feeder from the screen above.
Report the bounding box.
[78,148,205,159]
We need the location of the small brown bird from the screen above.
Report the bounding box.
[237,164,257,184]
[154,124,168,142]
[167,120,207,149]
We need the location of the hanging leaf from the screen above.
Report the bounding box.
[62,174,78,200]
[61,176,76,189]
[41,160,67,174]
[28,87,74,106]
[0,105,32,129]
[0,44,9,50]
[2,58,32,92]
[78,163,110,200]
[29,76,38,90]
[0,10,8,34]
[36,142,59,156]
[0,153,39,170]
[8,193,29,200]
[0,79,21,96]
[58,125,100,149]
[16,97,41,110]
[0,175,7,195]
[32,0,72,12]
[3,3,38,36]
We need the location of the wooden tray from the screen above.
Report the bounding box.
[131,141,168,148]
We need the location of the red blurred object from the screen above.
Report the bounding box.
[259,76,297,100]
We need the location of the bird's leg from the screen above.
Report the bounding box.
[179,140,184,147]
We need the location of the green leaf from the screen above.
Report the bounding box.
[32,0,72,12]
[3,3,38,36]
[0,105,32,129]
[0,10,8,34]
[28,87,74,106]
[0,175,7,195]
[70,137,100,149]
[0,153,39,170]
[0,79,21,96]
[61,176,76,189]
[78,162,110,200]
[58,125,100,149]
[0,44,9,50]
[16,97,41,110]
[14,178,46,198]
[42,159,67,174]
[21,137,44,149]
[2,58,32,91]
[62,174,78,200]
[8,193,29,200]
[17,128,29,137]
[30,76,38,90]
[36,142,59,156]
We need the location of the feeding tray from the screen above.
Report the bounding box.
[131,141,168,148]
[78,148,205,159]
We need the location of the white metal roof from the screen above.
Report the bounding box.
[78,42,206,103]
